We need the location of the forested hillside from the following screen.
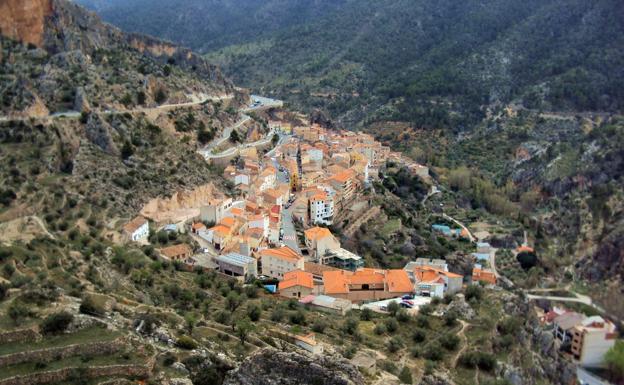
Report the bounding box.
[79,0,624,129]
[77,0,347,53]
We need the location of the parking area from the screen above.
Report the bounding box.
[359,296,432,315]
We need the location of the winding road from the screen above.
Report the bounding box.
[441,213,476,243]
[0,93,234,123]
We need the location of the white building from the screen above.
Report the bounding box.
[122,216,149,242]
[309,192,334,225]
[248,214,269,238]
[200,198,233,224]
[570,316,618,367]
[259,246,305,280]
[235,173,250,186]
[307,148,323,163]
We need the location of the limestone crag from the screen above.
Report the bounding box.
[0,0,53,47]
[223,348,365,385]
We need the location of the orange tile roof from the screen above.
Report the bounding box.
[473,268,497,284]
[323,269,412,295]
[191,222,206,231]
[260,246,303,263]
[220,217,236,227]
[329,169,355,183]
[517,245,534,253]
[322,270,350,294]
[304,262,339,276]
[310,192,328,202]
[123,216,147,234]
[280,270,314,290]
[386,270,414,293]
[304,227,333,241]
[414,266,463,279]
[160,244,192,258]
[230,207,244,216]
[263,188,281,200]
[210,224,231,236]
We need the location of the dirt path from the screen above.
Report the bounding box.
[442,213,475,242]
[451,320,470,368]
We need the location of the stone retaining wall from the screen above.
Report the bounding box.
[0,364,150,385]
[0,339,124,368]
[0,328,40,344]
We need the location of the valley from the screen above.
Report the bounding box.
[0,1,622,385]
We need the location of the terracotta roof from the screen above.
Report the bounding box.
[472,268,496,284]
[210,224,231,236]
[220,217,236,227]
[304,262,339,277]
[329,169,355,183]
[160,244,192,258]
[517,245,534,253]
[280,270,314,290]
[260,246,303,263]
[304,227,333,242]
[310,192,328,202]
[191,222,206,231]
[263,188,281,200]
[123,216,147,234]
[386,270,414,293]
[323,269,413,295]
[230,207,244,216]
[322,270,350,294]
[414,266,463,279]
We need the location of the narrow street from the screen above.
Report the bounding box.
[281,207,301,254]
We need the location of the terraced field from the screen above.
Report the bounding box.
[0,325,153,385]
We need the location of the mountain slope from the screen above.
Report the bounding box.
[76,0,624,128]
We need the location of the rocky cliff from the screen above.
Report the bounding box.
[223,349,365,385]
[0,0,230,89]
[0,0,53,47]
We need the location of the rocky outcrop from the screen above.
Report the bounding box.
[419,373,454,385]
[223,348,365,385]
[85,114,118,155]
[0,0,53,47]
[74,87,91,113]
[1,0,232,91]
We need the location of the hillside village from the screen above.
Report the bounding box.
[118,95,620,380]
[0,1,622,384]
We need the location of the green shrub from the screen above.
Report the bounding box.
[41,311,74,335]
[79,296,105,316]
[440,333,460,350]
[374,323,387,335]
[176,335,198,350]
[412,328,426,343]
[385,318,399,333]
[247,304,262,321]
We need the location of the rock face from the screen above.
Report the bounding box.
[0,0,231,89]
[223,349,365,385]
[0,0,53,47]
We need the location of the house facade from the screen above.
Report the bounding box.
[122,216,149,242]
[260,246,305,280]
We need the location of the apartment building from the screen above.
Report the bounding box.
[260,246,305,280]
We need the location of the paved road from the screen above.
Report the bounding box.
[489,247,500,278]
[442,213,476,243]
[281,207,301,254]
[199,114,251,155]
[242,95,283,112]
[0,93,234,123]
